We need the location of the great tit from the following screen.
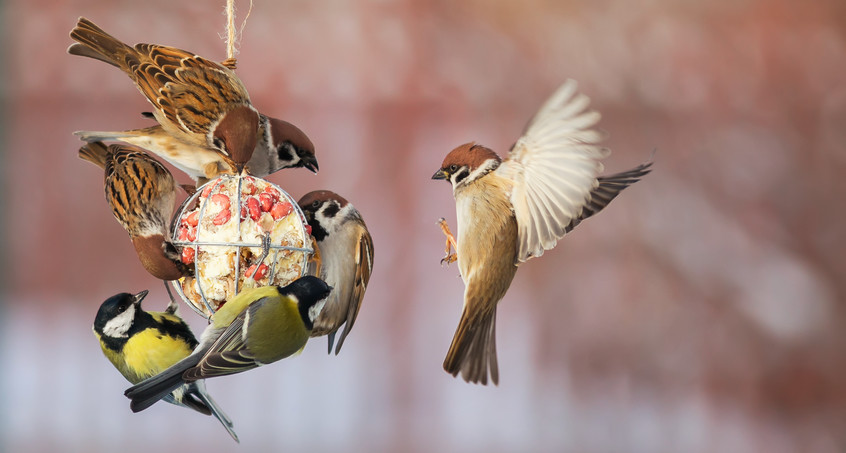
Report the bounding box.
[93,290,238,441]
[124,276,332,413]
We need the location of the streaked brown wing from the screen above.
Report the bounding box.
[333,225,374,351]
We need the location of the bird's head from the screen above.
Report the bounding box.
[93,290,147,339]
[265,117,318,174]
[297,190,351,241]
[432,142,501,190]
[278,276,333,331]
[213,105,261,173]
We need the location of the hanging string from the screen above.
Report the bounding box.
[222,0,253,69]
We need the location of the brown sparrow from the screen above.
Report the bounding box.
[432,80,652,385]
[68,17,260,173]
[79,141,191,280]
[298,190,374,354]
[74,115,318,183]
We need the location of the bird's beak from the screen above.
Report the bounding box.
[432,169,448,180]
[132,290,149,306]
[301,154,319,174]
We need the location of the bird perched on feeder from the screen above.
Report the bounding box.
[432,79,652,385]
[68,17,259,173]
[298,190,374,354]
[79,141,190,281]
[125,276,333,413]
[93,290,238,441]
[74,114,318,184]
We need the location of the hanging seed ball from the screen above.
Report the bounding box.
[170,175,313,319]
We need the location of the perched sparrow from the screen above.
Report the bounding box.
[75,115,318,183]
[93,290,238,442]
[298,190,374,354]
[79,141,190,280]
[68,17,260,172]
[125,277,332,413]
[432,80,652,385]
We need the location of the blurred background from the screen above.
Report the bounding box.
[2,0,845,451]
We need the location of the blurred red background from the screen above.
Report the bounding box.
[2,0,846,452]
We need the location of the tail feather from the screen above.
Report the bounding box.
[74,130,133,143]
[565,160,653,233]
[443,308,499,385]
[188,381,239,442]
[125,354,200,413]
[78,141,110,169]
[68,17,134,68]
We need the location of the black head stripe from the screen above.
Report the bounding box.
[453,167,470,184]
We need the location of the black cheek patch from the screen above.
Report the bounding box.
[277,143,294,162]
[322,203,340,219]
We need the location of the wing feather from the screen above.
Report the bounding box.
[496,79,610,262]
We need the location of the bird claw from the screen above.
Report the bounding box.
[437,217,458,266]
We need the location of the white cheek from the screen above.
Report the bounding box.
[308,299,327,324]
[103,305,136,338]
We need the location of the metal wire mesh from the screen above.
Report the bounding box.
[168,174,313,319]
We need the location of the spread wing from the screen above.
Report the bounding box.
[495,79,610,263]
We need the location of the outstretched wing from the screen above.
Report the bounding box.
[496,79,610,263]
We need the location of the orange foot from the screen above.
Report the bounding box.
[437,218,458,266]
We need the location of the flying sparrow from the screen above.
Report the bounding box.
[79,141,191,281]
[432,80,652,385]
[74,115,318,184]
[298,190,374,354]
[68,17,260,173]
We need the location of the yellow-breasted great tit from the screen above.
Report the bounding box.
[93,290,238,441]
[124,276,332,414]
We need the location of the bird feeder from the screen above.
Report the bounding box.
[169,174,314,319]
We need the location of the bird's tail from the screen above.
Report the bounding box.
[74,130,134,143]
[78,141,110,170]
[186,381,239,442]
[68,17,134,69]
[563,160,654,234]
[443,307,499,385]
[125,354,200,413]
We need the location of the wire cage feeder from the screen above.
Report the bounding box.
[169,174,314,320]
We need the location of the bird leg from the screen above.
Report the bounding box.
[437,218,458,266]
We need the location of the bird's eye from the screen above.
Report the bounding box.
[312,201,320,209]
[448,164,458,172]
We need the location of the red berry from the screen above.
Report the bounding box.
[270,201,293,220]
[258,192,274,212]
[264,186,281,200]
[213,208,231,225]
[305,224,313,235]
[247,197,261,221]
[201,183,214,198]
[210,193,231,209]
[187,228,196,242]
[185,211,200,227]
[181,247,195,264]
[245,263,268,280]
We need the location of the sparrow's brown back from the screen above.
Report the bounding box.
[68,17,254,151]
[79,142,176,239]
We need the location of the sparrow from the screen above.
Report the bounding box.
[125,276,333,413]
[79,141,191,280]
[298,190,374,354]
[93,290,238,442]
[432,79,652,385]
[68,17,260,173]
[74,114,318,183]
